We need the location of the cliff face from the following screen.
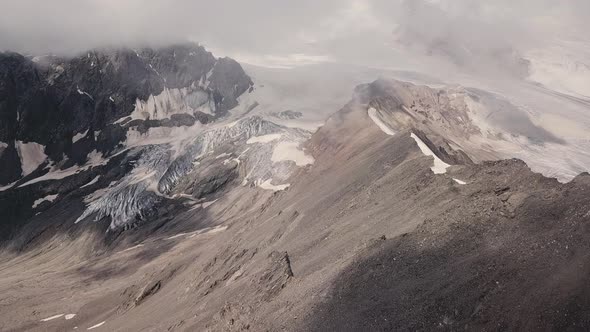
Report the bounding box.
[0,44,252,185]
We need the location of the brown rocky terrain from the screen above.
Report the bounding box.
[1,88,589,331]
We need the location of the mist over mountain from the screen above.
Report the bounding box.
[0,1,589,331]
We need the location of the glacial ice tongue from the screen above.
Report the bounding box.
[77,116,312,230]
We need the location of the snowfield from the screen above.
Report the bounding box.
[368,107,396,136]
[271,141,314,166]
[247,133,283,144]
[525,42,590,99]
[15,141,47,176]
[32,194,59,209]
[258,179,290,191]
[72,129,89,143]
[410,133,451,174]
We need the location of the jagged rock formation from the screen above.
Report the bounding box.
[0,44,317,237]
[0,43,252,186]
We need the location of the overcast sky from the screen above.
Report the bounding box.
[0,0,588,71]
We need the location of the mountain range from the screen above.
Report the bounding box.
[0,43,589,331]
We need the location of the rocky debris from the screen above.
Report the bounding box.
[258,251,293,300]
[308,158,590,331]
[134,280,162,306]
[272,110,303,120]
[173,157,239,199]
[118,266,180,314]
[207,57,254,115]
[199,247,259,297]
[208,302,254,332]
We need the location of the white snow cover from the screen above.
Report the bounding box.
[449,89,590,182]
[19,166,81,187]
[19,150,109,187]
[202,200,217,208]
[0,182,16,192]
[525,42,590,99]
[40,314,64,322]
[76,87,94,100]
[215,152,231,159]
[87,321,106,330]
[0,141,7,149]
[32,194,58,209]
[271,141,314,166]
[453,178,467,185]
[65,314,76,320]
[367,107,396,136]
[410,133,451,174]
[120,244,144,253]
[15,141,47,176]
[257,179,290,191]
[114,85,214,124]
[246,133,282,144]
[167,225,227,240]
[81,175,101,188]
[125,123,203,158]
[72,129,89,143]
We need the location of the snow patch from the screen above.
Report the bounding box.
[40,314,64,322]
[246,133,282,144]
[15,141,47,176]
[76,87,94,100]
[114,85,214,124]
[271,141,314,166]
[121,244,144,253]
[215,152,231,159]
[368,108,396,136]
[87,321,106,330]
[526,43,590,99]
[225,121,239,128]
[65,314,76,320]
[73,129,89,143]
[32,194,58,209]
[124,123,202,158]
[257,179,290,191]
[19,150,109,187]
[410,133,451,174]
[167,225,227,240]
[81,175,101,188]
[202,200,217,208]
[0,141,7,149]
[453,178,467,185]
[0,182,16,192]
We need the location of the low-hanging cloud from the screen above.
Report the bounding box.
[0,0,588,73]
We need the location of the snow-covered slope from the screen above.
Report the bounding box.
[525,41,590,99]
[358,79,590,183]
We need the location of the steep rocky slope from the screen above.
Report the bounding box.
[0,44,251,184]
[0,71,589,331]
[0,45,316,239]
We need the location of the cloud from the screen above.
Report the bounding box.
[0,0,587,76]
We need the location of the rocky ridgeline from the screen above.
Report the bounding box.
[0,43,252,186]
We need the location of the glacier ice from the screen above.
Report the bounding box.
[76,116,312,230]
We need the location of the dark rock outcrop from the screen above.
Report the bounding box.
[0,43,253,185]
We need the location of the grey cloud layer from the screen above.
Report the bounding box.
[0,0,587,70]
